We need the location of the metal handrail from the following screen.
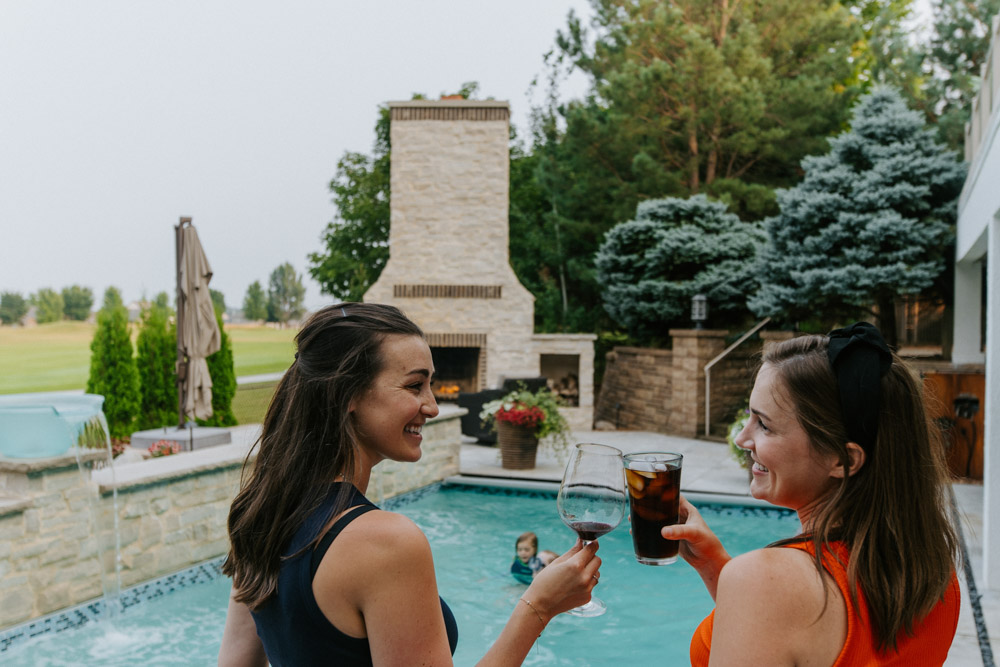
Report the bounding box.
[703,318,771,437]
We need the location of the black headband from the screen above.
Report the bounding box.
[827,322,892,451]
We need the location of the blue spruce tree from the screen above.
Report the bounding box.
[749,87,966,343]
[595,194,765,342]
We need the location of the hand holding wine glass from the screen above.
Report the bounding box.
[557,442,626,617]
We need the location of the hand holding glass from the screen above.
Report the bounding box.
[624,452,683,565]
[557,442,626,617]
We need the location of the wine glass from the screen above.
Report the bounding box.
[556,442,626,617]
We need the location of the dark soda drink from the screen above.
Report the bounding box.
[624,453,683,565]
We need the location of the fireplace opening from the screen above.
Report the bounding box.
[541,354,580,407]
[430,347,480,401]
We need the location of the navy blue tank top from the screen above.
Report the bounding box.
[251,484,459,666]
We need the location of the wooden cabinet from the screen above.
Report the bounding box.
[922,370,985,480]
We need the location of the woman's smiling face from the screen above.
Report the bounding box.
[734,363,839,526]
[351,334,439,468]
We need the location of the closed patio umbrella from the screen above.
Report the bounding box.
[176,217,221,426]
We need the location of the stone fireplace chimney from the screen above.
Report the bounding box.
[364,99,594,430]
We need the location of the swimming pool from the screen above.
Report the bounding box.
[0,483,798,665]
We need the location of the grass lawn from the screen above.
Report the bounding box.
[0,321,296,395]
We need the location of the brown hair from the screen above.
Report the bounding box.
[516,531,538,552]
[222,302,424,610]
[762,335,959,651]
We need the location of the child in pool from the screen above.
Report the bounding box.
[511,532,544,584]
[538,550,558,567]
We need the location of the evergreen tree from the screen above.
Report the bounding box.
[33,288,64,323]
[200,312,237,427]
[242,281,267,321]
[86,301,140,440]
[61,285,94,321]
[0,291,28,325]
[135,301,177,429]
[750,87,966,344]
[595,194,765,343]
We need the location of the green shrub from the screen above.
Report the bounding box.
[135,303,177,429]
[86,304,140,440]
[199,313,237,427]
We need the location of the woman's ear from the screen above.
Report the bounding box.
[831,442,866,478]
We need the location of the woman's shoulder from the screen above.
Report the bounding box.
[340,508,427,546]
[717,546,829,615]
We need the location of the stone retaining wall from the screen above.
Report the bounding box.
[0,407,464,630]
[594,330,765,438]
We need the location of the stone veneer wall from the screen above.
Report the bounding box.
[594,347,674,432]
[0,408,464,630]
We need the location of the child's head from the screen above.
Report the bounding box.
[538,550,558,566]
[515,531,538,562]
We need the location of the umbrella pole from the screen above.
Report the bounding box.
[176,217,192,429]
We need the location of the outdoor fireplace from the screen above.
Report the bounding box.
[363,99,595,430]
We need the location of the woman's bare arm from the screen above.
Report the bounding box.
[218,590,268,667]
[314,511,600,667]
[661,495,732,599]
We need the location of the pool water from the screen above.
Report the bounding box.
[1,485,798,666]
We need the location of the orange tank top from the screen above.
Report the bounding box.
[689,541,960,666]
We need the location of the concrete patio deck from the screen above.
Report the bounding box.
[456,430,997,667]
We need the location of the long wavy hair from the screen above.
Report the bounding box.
[222,302,424,610]
[762,335,959,651]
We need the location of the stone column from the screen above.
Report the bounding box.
[668,329,727,437]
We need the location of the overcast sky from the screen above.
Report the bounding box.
[0,0,593,311]
[1,1,937,313]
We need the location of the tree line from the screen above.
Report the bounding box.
[305,0,997,347]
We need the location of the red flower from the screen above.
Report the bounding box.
[494,403,545,429]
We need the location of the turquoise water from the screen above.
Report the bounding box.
[2,485,798,666]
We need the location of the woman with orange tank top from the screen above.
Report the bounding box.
[664,323,961,666]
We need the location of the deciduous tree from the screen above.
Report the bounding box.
[33,288,64,324]
[61,285,94,321]
[0,291,28,325]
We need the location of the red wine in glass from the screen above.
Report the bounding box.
[567,521,614,542]
[557,443,626,618]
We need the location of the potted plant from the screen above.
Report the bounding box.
[479,384,571,469]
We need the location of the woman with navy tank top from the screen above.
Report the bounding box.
[218,303,601,667]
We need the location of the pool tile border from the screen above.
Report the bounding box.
[0,557,229,654]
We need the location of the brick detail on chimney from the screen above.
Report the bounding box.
[393,284,502,299]
[390,107,509,122]
[425,332,487,348]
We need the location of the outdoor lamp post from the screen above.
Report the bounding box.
[691,294,708,329]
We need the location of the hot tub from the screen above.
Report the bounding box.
[0,393,106,458]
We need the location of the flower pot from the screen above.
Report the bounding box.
[497,421,540,470]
